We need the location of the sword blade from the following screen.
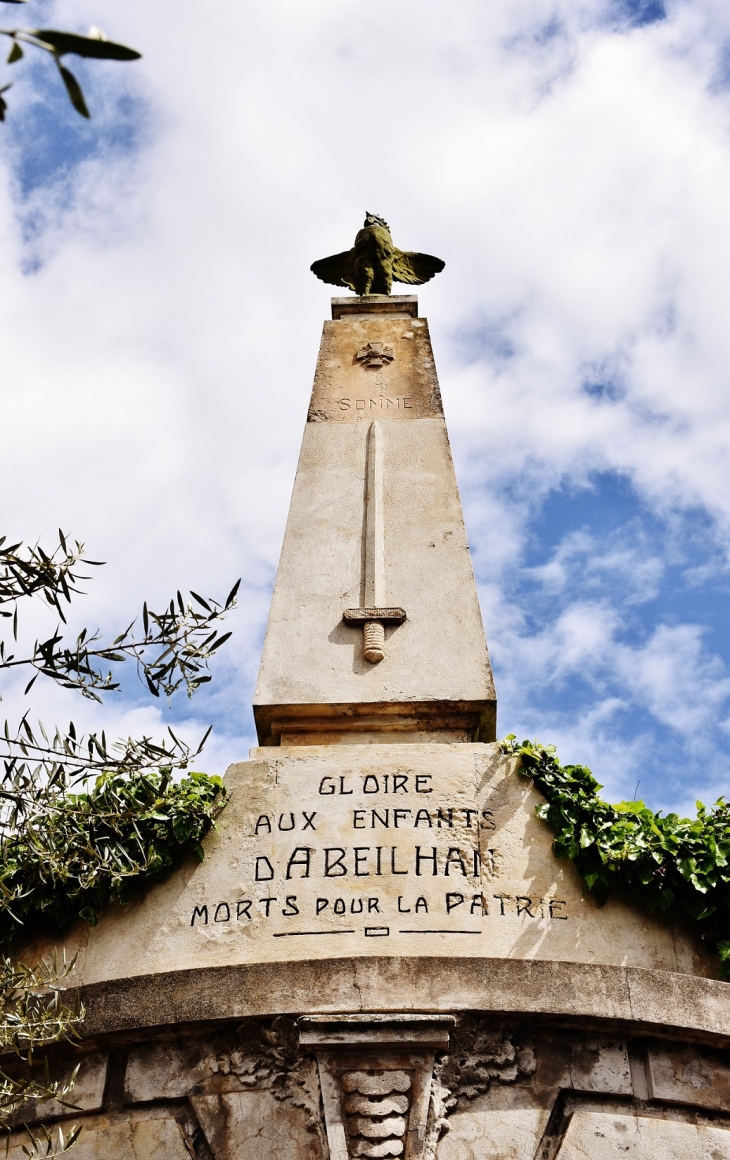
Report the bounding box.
[364,420,385,607]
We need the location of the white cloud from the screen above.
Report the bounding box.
[2,0,730,803]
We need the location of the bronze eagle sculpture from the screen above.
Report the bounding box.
[310,213,445,297]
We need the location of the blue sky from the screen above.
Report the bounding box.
[479,472,730,807]
[2,0,730,816]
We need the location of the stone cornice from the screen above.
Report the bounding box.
[76,956,730,1046]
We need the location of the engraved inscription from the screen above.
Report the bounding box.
[186,758,570,940]
[308,319,443,421]
[339,396,412,412]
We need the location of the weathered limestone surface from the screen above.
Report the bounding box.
[9,1016,730,1160]
[23,1052,107,1121]
[307,315,443,423]
[8,1118,193,1160]
[192,1092,323,1160]
[559,1110,730,1158]
[436,1109,546,1160]
[69,957,730,1041]
[646,1040,730,1107]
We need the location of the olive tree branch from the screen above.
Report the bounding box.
[0,532,240,701]
[0,953,83,1155]
[0,11,140,121]
[0,533,96,626]
[1,582,240,702]
[0,720,211,821]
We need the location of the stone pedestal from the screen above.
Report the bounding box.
[15,297,730,1160]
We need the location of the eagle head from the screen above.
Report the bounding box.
[364,212,389,230]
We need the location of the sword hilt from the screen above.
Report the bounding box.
[343,608,407,665]
[363,620,385,664]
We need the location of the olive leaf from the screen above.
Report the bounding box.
[57,63,88,118]
[26,28,141,61]
[0,520,234,1155]
[6,41,21,63]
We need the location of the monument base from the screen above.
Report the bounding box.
[12,746,730,1160]
[12,280,730,1158]
[11,970,730,1160]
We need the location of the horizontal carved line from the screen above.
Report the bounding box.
[272,930,356,937]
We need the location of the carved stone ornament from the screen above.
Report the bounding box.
[298,1015,454,1160]
[356,342,395,369]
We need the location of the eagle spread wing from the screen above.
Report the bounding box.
[310,249,356,290]
[392,249,445,286]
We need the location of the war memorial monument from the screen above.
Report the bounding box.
[17,215,730,1159]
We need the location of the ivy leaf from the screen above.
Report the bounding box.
[501,734,730,977]
[579,826,594,848]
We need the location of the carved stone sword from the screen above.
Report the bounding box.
[344,420,406,663]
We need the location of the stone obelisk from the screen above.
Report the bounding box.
[16,224,730,1160]
[253,292,496,747]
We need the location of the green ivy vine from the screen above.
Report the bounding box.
[501,736,730,978]
[0,770,226,949]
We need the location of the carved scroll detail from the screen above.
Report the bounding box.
[342,1070,411,1157]
[299,1016,452,1160]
